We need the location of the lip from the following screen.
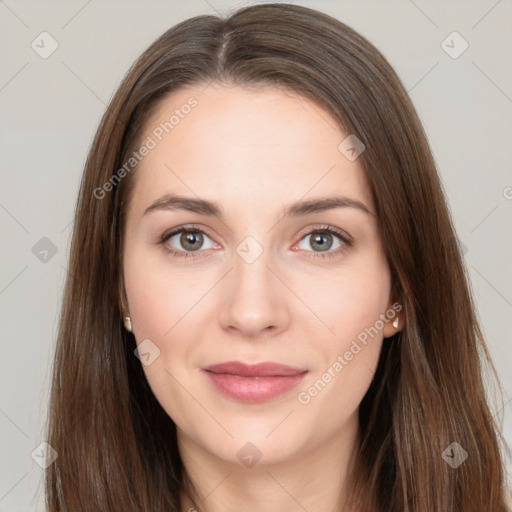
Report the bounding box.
[201,361,308,403]
[203,361,307,377]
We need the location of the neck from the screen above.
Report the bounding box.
[178,412,359,512]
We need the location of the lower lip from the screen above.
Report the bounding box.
[203,371,308,403]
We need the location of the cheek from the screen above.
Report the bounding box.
[295,271,389,421]
[123,246,207,340]
[292,251,390,398]
[291,255,391,343]
[124,274,169,340]
[123,250,202,424]
[124,237,392,351]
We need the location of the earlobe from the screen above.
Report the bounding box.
[383,299,404,338]
[123,316,132,332]
[383,315,401,338]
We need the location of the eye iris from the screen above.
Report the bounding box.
[311,232,332,251]
[181,230,203,251]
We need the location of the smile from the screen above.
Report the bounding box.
[201,361,309,403]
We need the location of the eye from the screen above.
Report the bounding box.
[160,225,218,257]
[158,224,352,260]
[295,226,352,258]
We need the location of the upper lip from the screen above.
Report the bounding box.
[202,361,308,377]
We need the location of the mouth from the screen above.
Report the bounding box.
[201,361,309,403]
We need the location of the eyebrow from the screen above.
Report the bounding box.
[143,194,373,218]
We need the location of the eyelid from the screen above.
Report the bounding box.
[160,223,217,244]
[295,223,352,244]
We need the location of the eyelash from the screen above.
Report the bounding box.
[158,224,352,260]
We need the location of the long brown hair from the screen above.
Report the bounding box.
[45,3,510,511]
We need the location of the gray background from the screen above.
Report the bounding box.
[1,0,511,510]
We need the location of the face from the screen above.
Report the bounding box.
[122,82,399,466]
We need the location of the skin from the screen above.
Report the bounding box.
[122,82,402,512]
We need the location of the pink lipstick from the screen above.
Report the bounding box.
[202,361,308,403]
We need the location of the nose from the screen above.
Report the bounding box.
[217,246,291,339]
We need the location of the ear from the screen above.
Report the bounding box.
[382,299,404,338]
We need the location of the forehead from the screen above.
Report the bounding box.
[144,81,346,152]
[127,82,373,216]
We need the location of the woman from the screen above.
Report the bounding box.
[45,3,510,511]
